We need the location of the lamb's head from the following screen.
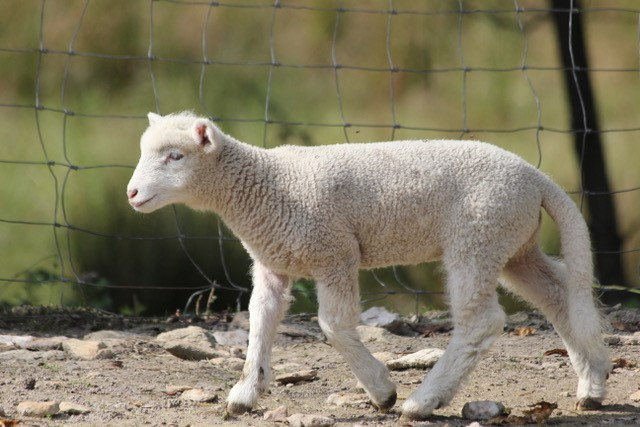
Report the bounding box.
[126,112,223,213]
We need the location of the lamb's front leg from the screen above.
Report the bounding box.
[227,262,290,414]
[316,267,397,411]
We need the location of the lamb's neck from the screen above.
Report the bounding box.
[195,138,281,240]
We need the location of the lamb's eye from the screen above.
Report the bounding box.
[168,152,184,161]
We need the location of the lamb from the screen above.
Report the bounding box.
[126,111,611,420]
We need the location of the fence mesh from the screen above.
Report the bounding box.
[1,0,639,316]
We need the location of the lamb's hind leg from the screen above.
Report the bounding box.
[501,246,610,409]
[227,262,290,414]
[402,258,505,420]
[316,267,397,411]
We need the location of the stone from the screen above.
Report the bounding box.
[156,326,226,361]
[630,390,640,402]
[326,392,369,407]
[164,385,192,396]
[179,388,218,403]
[84,330,140,341]
[16,401,59,417]
[263,405,288,421]
[386,348,444,370]
[372,351,396,363]
[0,335,34,347]
[0,349,65,362]
[213,329,249,348]
[63,339,114,360]
[59,401,90,414]
[18,336,66,351]
[461,400,506,420]
[287,413,335,427]
[275,369,317,385]
[209,357,244,371]
[360,306,402,332]
[356,325,391,342]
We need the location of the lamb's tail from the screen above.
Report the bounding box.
[539,176,593,295]
[540,175,610,400]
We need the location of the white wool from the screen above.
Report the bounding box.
[128,112,610,419]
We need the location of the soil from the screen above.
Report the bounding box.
[0,306,639,426]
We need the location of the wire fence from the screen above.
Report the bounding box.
[1,0,639,317]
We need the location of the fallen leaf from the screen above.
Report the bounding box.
[510,327,537,336]
[0,420,20,427]
[612,357,637,369]
[523,401,557,423]
[487,401,557,425]
[543,348,569,357]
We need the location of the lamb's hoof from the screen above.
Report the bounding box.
[575,397,602,411]
[372,392,397,412]
[400,397,439,421]
[226,402,253,415]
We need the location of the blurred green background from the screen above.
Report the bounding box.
[1,0,639,315]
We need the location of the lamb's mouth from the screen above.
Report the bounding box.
[132,195,156,209]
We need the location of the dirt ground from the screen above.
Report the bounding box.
[0,306,639,426]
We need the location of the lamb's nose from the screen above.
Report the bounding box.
[127,189,138,199]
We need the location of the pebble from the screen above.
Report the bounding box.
[630,390,640,402]
[0,335,34,347]
[62,339,114,360]
[164,385,192,395]
[360,307,402,332]
[18,336,67,351]
[287,413,335,427]
[326,392,369,407]
[83,330,140,341]
[16,400,59,417]
[24,377,36,390]
[386,348,444,370]
[356,325,391,342]
[263,405,288,421]
[209,357,244,371]
[59,401,91,414]
[461,400,506,420]
[179,388,218,403]
[213,329,249,348]
[156,326,226,361]
[275,369,318,385]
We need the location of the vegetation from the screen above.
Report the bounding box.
[1,0,639,314]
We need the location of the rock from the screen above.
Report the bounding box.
[164,385,192,395]
[0,334,34,347]
[16,401,59,417]
[209,357,244,371]
[59,401,90,414]
[275,369,318,385]
[0,349,65,362]
[372,351,396,363]
[630,390,640,402]
[386,348,444,370]
[360,306,402,332]
[263,405,288,421]
[461,400,506,420]
[18,336,66,351]
[156,326,226,361]
[84,330,140,341]
[287,413,335,427]
[63,339,114,360]
[603,335,621,345]
[356,325,391,342]
[213,329,249,348]
[326,392,369,407]
[179,388,218,403]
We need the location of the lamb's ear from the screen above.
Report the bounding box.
[147,112,162,125]
[192,119,220,152]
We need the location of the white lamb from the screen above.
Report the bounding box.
[127,111,610,420]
